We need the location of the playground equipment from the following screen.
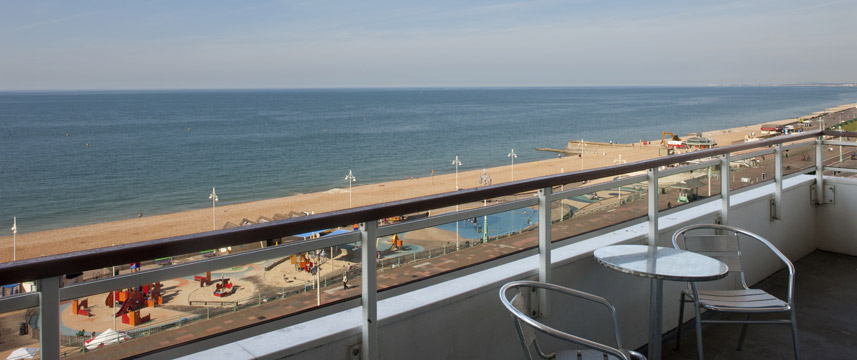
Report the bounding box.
[71,298,91,317]
[194,272,213,287]
[213,276,234,297]
[103,282,162,326]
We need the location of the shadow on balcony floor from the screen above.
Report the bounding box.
[659,250,857,360]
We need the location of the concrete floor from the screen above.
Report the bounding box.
[656,250,857,360]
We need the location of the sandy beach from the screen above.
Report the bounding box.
[1,103,854,263]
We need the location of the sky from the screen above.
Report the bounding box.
[0,0,855,90]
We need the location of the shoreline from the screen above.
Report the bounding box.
[1,102,855,262]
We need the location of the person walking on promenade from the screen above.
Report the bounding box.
[343,272,348,290]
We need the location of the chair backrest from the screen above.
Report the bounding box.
[673,228,748,288]
[672,224,796,301]
[499,281,633,360]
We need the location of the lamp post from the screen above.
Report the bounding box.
[345,170,356,208]
[477,171,492,244]
[208,187,218,230]
[314,249,326,306]
[839,126,844,163]
[452,156,462,190]
[10,217,17,261]
[507,149,517,181]
[452,156,462,250]
[613,155,627,205]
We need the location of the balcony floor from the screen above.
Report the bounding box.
[659,250,857,360]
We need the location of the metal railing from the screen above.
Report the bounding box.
[1,129,855,359]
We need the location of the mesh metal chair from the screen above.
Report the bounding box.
[672,224,800,360]
[499,281,646,360]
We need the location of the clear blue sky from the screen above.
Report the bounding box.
[1,0,854,90]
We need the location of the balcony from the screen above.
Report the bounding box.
[0,130,855,359]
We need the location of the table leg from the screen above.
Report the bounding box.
[649,278,664,360]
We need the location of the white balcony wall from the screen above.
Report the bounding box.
[815,177,857,256]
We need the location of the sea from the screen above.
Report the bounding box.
[2,86,857,233]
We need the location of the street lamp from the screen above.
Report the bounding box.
[507,149,517,181]
[10,217,17,261]
[613,155,627,205]
[839,126,844,163]
[476,170,492,244]
[345,170,356,208]
[452,156,462,190]
[208,187,218,230]
[314,249,326,306]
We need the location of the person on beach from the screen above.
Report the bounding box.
[343,273,348,290]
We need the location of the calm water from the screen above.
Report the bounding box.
[2,87,857,233]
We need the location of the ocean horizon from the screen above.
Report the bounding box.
[3,86,857,233]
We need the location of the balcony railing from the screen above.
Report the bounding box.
[0,129,855,359]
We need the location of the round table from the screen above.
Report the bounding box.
[594,244,729,360]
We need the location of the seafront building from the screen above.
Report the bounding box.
[0,123,856,358]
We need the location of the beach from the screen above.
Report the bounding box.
[1,102,854,263]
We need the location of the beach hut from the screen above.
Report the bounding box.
[273,211,304,220]
[674,178,705,203]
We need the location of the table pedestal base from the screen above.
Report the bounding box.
[649,278,663,360]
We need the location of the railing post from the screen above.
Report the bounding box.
[537,187,552,317]
[774,144,783,220]
[646,167,662,360]
[816,135,825,204]
[360,221,378,360]
[38,276,61,360]
[647,167,659,246]
[720,154,731,225]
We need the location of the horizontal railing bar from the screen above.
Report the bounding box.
[377,198,538,237]
[549,173,647,203]
[731,148,775,162]
[609,174,649,188]
[782,141,816,151]
[823,167,857,174]
[0,292,39,314]
[0,130,828,284]
[655,159,720,178]
[823,140,857,147]
[59,231,361,301]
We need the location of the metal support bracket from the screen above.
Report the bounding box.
[810,184,835,205]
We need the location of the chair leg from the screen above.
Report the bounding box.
[791,309,801,360]
[736,313,751,350]
[694,304,704,360]
[675,293,686,351]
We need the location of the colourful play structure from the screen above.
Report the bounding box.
[195,272,234,297]
[104,282,163,326]
[71,298,91,317]
[213,277,234,297]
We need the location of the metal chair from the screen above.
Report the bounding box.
[672,224,800,360]
[499,281,646,360]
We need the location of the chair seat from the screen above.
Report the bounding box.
[556,349,627,360]
[687,289,790,311]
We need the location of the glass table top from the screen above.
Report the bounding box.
[594,244,729,281]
